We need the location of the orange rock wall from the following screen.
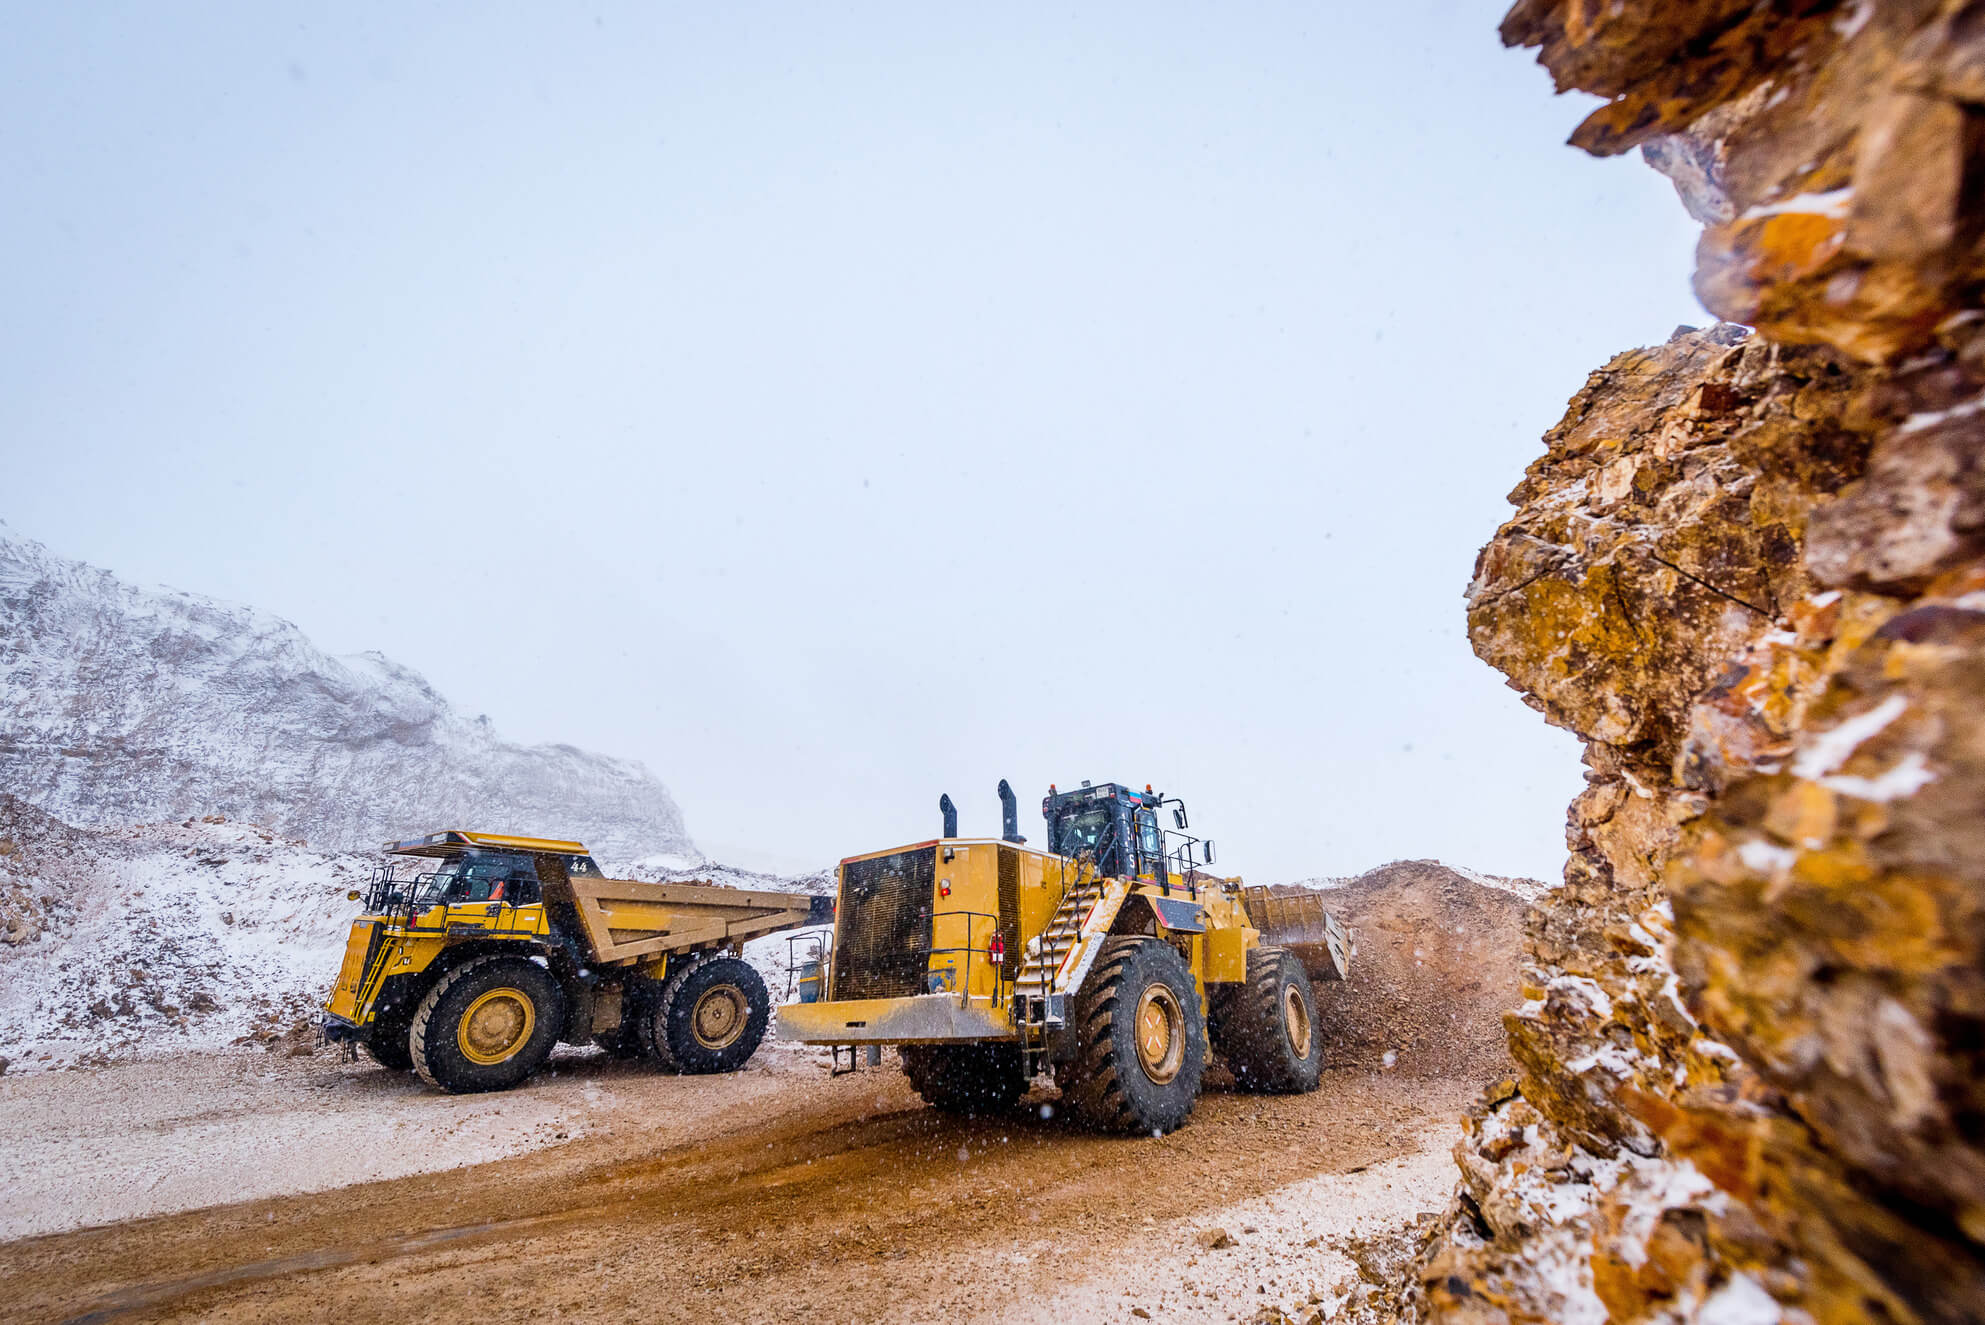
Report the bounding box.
[1427,5,1985,1321]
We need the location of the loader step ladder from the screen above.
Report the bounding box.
[1013,872,1133,1078]
[1014,875,1103,1029]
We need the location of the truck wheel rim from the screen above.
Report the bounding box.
[459,988,535,1065]
[1283,983,1313,1058]
[1134,984,1185,1085]
[692,985,747,1050]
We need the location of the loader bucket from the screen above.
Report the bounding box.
[1242,886,1353,982]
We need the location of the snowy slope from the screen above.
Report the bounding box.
[0,801,371,1069]
[0,524,691,860]
[0,799,832,1072]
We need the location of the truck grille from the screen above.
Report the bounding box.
[833,848,934,1001]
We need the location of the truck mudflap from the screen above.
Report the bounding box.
[1243,886,1354,982]
[777,993,1011,1044]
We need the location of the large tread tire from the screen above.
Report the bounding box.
[592,1025,643,1059]
[1058,936,1206,1135]
[638,954,769,1074]
[594,978,656,1059]
[900,1043,1026,1117]
[411,955,566,1094]
[1219,946,1323,1094]
[360,1014,414,1071]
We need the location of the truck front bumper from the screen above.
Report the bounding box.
[320,1013,361,1043]
[777,993,1013,1044]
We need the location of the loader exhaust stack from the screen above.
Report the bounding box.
[997,779,1023,843]
[940,793,958,838]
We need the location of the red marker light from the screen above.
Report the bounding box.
[939,878,952,898]
[988,934,1005,963]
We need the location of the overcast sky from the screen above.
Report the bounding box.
[1,3,1705,882]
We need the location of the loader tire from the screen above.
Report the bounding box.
[411,955,565,1094]
[1058,936,1205,1135]
[360,1014,414,1071]
[900,1043,1026,1117]
[639,954,769,1074]
[1219,946,1323,1094]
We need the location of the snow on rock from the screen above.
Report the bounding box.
[0,796,832,1074]
[0,802,371,1071]
[0,523,692,861]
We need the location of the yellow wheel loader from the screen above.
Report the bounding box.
[322,830,832,1093]
[778,781,1352,1134]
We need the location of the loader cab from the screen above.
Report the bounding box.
[1042,782,1172,883]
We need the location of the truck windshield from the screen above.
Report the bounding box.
[412,850,539,906]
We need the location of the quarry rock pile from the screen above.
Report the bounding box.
[1278,861,1533,1084]
[1402,5,1985,1321]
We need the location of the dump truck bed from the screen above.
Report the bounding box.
[545,868,832,965]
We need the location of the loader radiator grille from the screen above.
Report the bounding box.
[996,845,1021,981]
[833,848,934,1001]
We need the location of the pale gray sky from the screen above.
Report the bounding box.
[2,3,1704,882]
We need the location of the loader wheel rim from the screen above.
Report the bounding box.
[691,984,747,1050]
[1283,983,1313,1058]
[458,988,535,1065]
[1133,984,1185,1085]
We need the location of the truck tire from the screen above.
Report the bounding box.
[593,975,659,1058]
[900,1044,1026,1116]
[411,955,566,1094]
[1219,946,1323,1094]
[593,1025,643,1059]
[360,1014,414,1071]
[639,954,769,1074]
[1058,936,1206,1135]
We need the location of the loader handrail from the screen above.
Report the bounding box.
[925,909,1005,1008]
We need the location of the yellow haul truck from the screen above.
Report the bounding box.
[323,830,832,1093]
[778,781,1351,1134]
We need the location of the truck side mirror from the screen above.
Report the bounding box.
[1173,807,1188,829]
[1201,840,1216,865]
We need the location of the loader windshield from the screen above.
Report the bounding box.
[1057,805,1113,853]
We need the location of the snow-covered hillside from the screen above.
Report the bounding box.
[0,797,831,1072]
[0,799,372,1069]
[0,524,692,860]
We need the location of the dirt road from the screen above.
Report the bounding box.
[0,1048,1477,1324]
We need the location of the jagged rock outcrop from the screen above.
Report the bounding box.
[0,525,693,861]
[1405,5,1985,1322]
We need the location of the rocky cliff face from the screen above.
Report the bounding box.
[1410,5,1985,1322]
[0,526,693,862]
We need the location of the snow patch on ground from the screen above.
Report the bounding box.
[1015,1127,1460,1324]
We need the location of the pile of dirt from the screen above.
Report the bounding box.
[1271,860,1536,1084]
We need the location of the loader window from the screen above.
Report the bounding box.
[1136,809,1164,871]
[1056,805,1112,854]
